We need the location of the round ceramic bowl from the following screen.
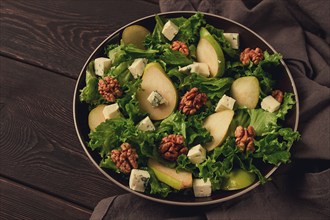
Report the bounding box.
[73,11,299,206]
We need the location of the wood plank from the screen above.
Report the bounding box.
[0,56,126,210]
[0,177,92,220]
[0,0,160,78]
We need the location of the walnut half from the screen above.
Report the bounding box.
[171,40,189,56]
[272,89,284,103]
[98,76,123,102]
[240,47,264,66]
[159,134,188,161]
[110,143,138,174]
[179,87,208,115]
[235,125,255,152]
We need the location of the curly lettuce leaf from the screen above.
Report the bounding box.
[159,48,193,66]
[276,92,296,120]
[244,64,274,98]
[157,112,187,138]
[105,60,147,123]
[88,117,160,164]
[123,45,158,59]
[107,44,157,66]
[253,126,300,165]
[146,168,173,197]
[88,118,134,157]
[106,61,131,78]
[100,156,118,171]
[144,15,167,49]
[248,109,278,136]
[79,61,103,105]
[197,157,225,190]
[225,61,245,78]
[175,12,205,44]
[145,13,205,49]
[157,112,212,146]
[228,109,251,137]
[116,80,147,124]
[260,51,282,67]
[107,44,127,66]
[176,154,197,174]
[205,24,239,59]
[186,113,212,146]
[178,73,234,103]
[249,92,296,136]
[246,51,282,97]
[233,153,266,184]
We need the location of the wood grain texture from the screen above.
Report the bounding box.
[0,177,92,220]
[0,56,127,210]
[0,0,160,216]
[0,0,160,78]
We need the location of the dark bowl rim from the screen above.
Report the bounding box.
[73,11,300,206]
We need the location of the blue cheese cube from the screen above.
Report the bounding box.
[190,62,210,77]
[147,91,167,107]
[193,178,212,197]
[129,169,150,192]
[162,20,179,41]
[223,33,240,49]
[187,144,206,164]
[94,57,112,76]
[261,95,281,113]
[128,58,148,79]
[137,116,155,131]
[215,95,236,112]
[179,62,210,77]
[102,103,121,119]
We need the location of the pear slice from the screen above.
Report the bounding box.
[148,159,192,190]
[222,169,256,190]
[136,62,178,120]
[122,25,150,49]
[203,109,234,151]
[230,76,260,109]
[88,104,106,131]
[196,27,225,77]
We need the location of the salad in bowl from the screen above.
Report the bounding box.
[75,12,300,204]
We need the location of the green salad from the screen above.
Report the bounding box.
[79,13,300,198]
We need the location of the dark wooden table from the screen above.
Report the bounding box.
[0,1,160,219]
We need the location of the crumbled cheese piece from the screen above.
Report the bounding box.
[162,20,179,41]
[187,144,206,164]
[179,62,210,77]
[128,58,148,79]
[178,66,190,72]
[137,116,155,131]
[147,91,167,107]
[261,95,281,113]
[223,33,240,49]
[102,103,121,119]
[129,169,150,192]
[94,57,111,76]
[215,95,236,112]
[193,178,212,197]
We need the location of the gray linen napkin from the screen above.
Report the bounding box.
[91,0,330,219]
